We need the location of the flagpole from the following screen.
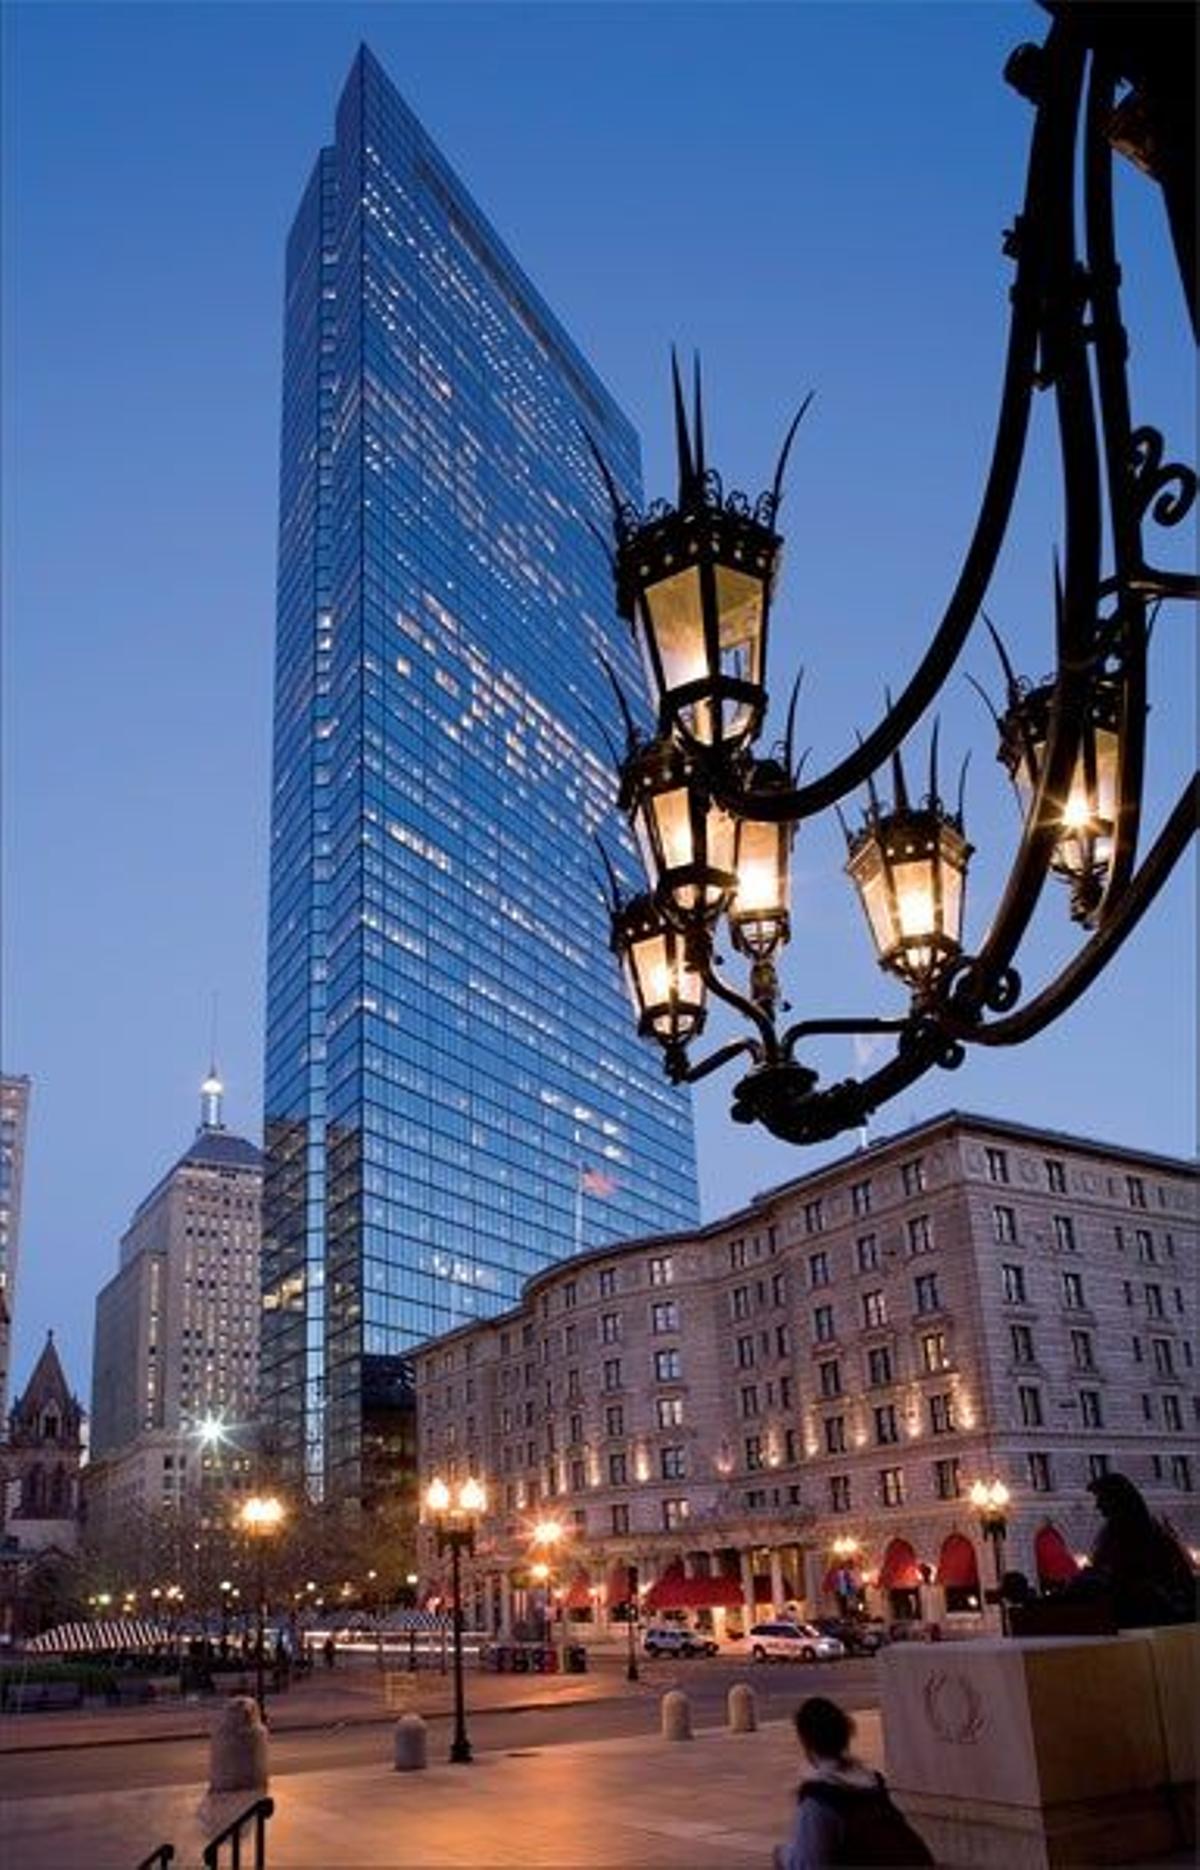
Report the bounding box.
[574,1163,584,1256]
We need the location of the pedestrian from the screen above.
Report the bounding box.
[323,1634,336,1669]
[1077,1472,1197,1627]
[774,1696,932,1868]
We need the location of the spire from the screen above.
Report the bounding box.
[200,1065,225,1133]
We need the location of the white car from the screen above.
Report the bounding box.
[641,1625,720,1658]
[746,1620,845,1662]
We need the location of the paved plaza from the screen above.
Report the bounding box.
[3,1704,882,1867]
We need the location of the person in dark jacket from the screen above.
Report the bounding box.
[774,1697,932,1868]
[1081,1471,1197,1627]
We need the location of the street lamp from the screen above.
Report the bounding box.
[970,1478,1012,1628]
[590,7,1197,1151]
[239,1494,285,1718]
[426,1475,486,1765]
[529,1518,566,1647]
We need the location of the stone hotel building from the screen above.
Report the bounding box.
[415,1112,1198,1639]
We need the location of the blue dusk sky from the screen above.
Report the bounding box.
[2,2,1194,1403]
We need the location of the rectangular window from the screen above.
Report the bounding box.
[829,1474,851,1513]
[661,1498,689,1530]
[1162,1394,1183,1431]
[867,1345,893,1387]
[657,1395,684,1428]
[654,1348,682,1382]
[598,1267,617,1298]
[804,1198,825,1235]
[1145,1284,1164,1318]
[851,1178,873,1217]
[1152,1338,1175,1377]
[929,1392,955,1434]
[1088,1454,1110,1482]
[745,1434,763,1471]
[648,1255,673,1287]
[610,1503,629,1534]
[563,1281,578,1309]
[771,1270,786,1307]
[603,1358,622,1392]
[741,1385,760,1418]
[824,1414,846,1455]
[601,1312,621,1344]
[934,1456,962,1500]
[736,1335,755,1370]
[813,1304,836,1343]
[856,1233,879,1272]
[1054,1214,1077,1253]
[1045,1158,1066,1193]
[775,1323,791,1359]
[570,1460,586,1491]
[567,1368,582,1400]
[1127,1175,1147,1209]
[1070,1329,1094,1370]
[1027,1451,1053,1492]
[1136,1229,1156,1263]
[818,1358,842,1399]
[651,1300,679,1334]
[1010,1323,1035,1364]
[993,1205,1017,1244]
[660,1445,685,1480]
[862,1289,888,1328]
[1002,1263,1027,1305]
[1018,1384,1043,1428]
[921,1330,950,1373]
[608,1451,627,1485]
[1062,1271,1084,1309]
[874,1403,899,1445]
[986,1147,1009,1184]
[729,1237,747,1270]
[1080,1389,1103,1428]
[901,1158,926,1196]
[732,1285,751,1321]
[880,1466,905,1507]
[914,1272,941,1314]
[809,1250,830,1289]
[605,1404,624,1437]
[907,1214,933,1255]
[1170,1455,1192,1491]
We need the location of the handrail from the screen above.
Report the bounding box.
[135,1847,175,1870]
[202,1795,275,1870]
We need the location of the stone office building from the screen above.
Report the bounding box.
[414,1111,1198,1639]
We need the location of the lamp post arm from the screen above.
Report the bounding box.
[697,953,780,1060]
[673,1036,763,1086]
[779,1014,909,1059]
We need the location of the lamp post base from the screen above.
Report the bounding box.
[449,1737,473,1765]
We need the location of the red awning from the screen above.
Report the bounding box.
[1035,1524,1081,1585]
[605,1564,631,1607]
[644,1574,743,1610]
[936,1533,980,1589]
[565,1572,593,1611]
[878,1538,922,1591]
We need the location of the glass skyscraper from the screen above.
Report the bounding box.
[263,47,698,1506]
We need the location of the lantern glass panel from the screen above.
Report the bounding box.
[642,567,706,695]
[626,928,670,1019]
[850,842,893,960]
[714,565,764,683]
[734,817,787,918]
[891,853,938,971]
[939,842,966,948]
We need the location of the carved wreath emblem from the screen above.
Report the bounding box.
[922,1669,986,1745]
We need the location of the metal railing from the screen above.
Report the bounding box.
[201,1795,274,1869]
[134,1847,175,1870]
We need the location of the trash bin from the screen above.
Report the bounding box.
[566,1644,588,1674]
[542,1645,558,1673]
[511,1646,529,1672]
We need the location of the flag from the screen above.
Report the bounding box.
[580,1165,617,1197]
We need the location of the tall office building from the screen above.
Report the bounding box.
[0,1074,32,1432]
[85,1073,262,1555]
[264,47,698,1508]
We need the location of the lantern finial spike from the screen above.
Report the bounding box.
[671,347,697,503]
[783,668,804,778]
[579,423,626,529]
[769,391,814,519]
[964,671,1003,731]
[857,733,883,822]
[593,838,624,914]
[956,751,972,826]
[928,718,941,807]
[981,611,1021,703]
[597,651,640,754]
[692,352,706,484]
[834,802,853,850]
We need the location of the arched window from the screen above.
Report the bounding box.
[42,1412,59,1442]
[936,1533,982,1613]
[22,1463,43,1514]
[1035,1523,1080,1590]
[878,1538,922,1620]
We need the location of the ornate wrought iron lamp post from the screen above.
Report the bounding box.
[970,1478,1012,1629]
[239,1494,285,1718]
[590,4,1196,1149]
[426,1475,486,1764]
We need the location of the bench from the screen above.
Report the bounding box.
[3,1679,85,1712]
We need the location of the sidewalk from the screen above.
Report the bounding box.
[3,1710,883,1867]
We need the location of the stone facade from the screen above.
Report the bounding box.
[414,1112,1198,1641]
[0,1073,31,1432]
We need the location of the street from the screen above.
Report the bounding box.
[0,1654,879,1798]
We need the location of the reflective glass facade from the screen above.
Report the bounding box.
[263,48,698,1505]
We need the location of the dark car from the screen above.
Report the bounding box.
[812,1617,886,1656]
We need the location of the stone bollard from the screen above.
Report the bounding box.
[393,1711,428,1772]
[661,1688,693,1741]
[209,1695,269,1793]
[728,1682,758,1733]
